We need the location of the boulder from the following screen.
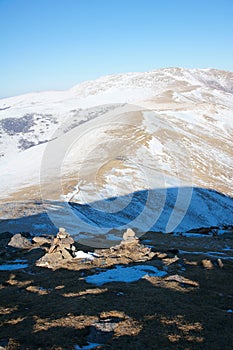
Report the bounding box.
[8,233,32,249]
[36,251,62,268]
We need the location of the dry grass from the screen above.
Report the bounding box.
[0,232,233,349]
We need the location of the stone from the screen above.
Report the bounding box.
[217,258,224,268]
[59,243,72,251]
[57,227,68,239]
[121,228,138,244]
[156,253,168,259]
[148,251,156,259]
[201,259,213,269]
[47,233,75,254]
[36,251,62,268]
[48,244,58,254]
[32,236,52,246]
[8,233,32,249]
[59,237,75,245]
[53,237,59,245]
[60,248,73,260]
[165,274,199,287]
[163,256,179,265]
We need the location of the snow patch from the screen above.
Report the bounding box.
[74,251,95,261]
[85,264,167,285]
[74,342,103,350]
[0,259,28,271]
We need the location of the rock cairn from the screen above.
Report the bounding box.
[36,228,156,269]
[48,228,75,259]
[5,228,227,273]
[36,228,77,268]
[94,228,156,264]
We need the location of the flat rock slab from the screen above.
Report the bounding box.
[8,233,32,249]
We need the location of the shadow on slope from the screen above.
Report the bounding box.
[0,187,232,246]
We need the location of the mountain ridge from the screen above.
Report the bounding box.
[1,67,233,102]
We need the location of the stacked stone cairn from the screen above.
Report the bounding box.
[36,227,77,268]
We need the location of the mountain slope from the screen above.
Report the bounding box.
[0,68,232,239]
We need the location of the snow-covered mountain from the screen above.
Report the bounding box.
[0,68,233,242]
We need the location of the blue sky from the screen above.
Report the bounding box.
[0,0,233,98]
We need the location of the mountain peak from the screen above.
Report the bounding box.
[70,67,233,98]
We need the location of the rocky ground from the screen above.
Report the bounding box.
[0,229,233,350]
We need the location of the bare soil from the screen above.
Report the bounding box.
[0,232,233,350]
